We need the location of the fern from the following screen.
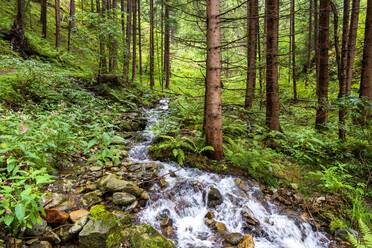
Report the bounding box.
[348,219,372,248]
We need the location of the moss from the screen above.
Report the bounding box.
[122,224,176,248]
[88,205,125,247]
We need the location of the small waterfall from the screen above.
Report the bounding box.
[129,99,330,248]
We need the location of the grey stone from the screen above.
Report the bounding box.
[25,219,47,236]
[224,233,244,245]
[98,174,143,196]
[207,187,223,208]
[112,192,136,205]
[79,219,111,248]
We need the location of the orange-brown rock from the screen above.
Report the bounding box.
[44,208,69,224]
[69,209,89,223]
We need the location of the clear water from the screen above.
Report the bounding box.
[129,99,330,248]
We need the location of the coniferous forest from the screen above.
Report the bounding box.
[0,0,371,247]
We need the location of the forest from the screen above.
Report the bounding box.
[0,0,371,247]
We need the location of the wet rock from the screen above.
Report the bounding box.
[159,178,169,188]
[159,209,171,218]
[235,178,249,192]
[237,234,255,248]
[160,218,173,228]
[242,211,260,226]
[163,226,173,236]
[42,228,61,244]
[121,224,176,248]
[205,211,215,219]
[69,215,89,235]
[69,209,89,223]
[98,174,143,196]
[335,229,358,240]
[125,200,138,213]
[44,208,69,224]
[90,166,102,172]
[205,219,214,225]
[290,183,299,191]
[79,219,111,248]
[29,241,52,248]
[25,219,48,236]
[112,192,136,205]
[214,222,227,234]
[82,191,102,208]
[140,191,150,200]
[57,200,77,212]
[207,187,223,208]
[224,233,244,245]
[43,193,66,208]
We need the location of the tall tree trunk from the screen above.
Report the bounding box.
[164,0,170,89]
[124,0,132,84]
[359,0,372,123]
[205,0,223,160]
[314,0,319,90]
[11,0,29,56]
[132,0,137,81]
[345,0,360,95]
[160,0,164,89]
[99,0,107,74]
[68,0,75,51]
[291,0,297,101]
[150,0,154,88]
[55,0,60,48]
[138,0,143,84]
[265,0,280,131]
[121,0,125,34]
[338,0,350,139]
[41,0,47,38]
[257,18,264,110]
[91,0,94,12]
[306,0,312,86]
[315,0,330,129]
[109,0,118,72]
[245,0,258,108]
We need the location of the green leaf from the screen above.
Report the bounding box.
[102,133,111,145]
[4,214,14,226]
[15,204,25,221]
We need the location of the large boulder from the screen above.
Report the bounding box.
[121,224,176,248]
[224,233,244,245]
[98,174,143,196]
[237,234,255,248]
[207,187,223,208]
[112,192,136,205]
[79,205,123,248]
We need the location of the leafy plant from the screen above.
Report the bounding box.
[348,219,372,248]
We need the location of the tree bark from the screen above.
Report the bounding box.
[265,0,280,131]
[205,0,223,160]
[338,0,350,139]
[150,0,154,88]
[124,0,132,84]
[68,0,75,51]
[245,0,258,108]
[315,0,330,129]
[164,0,170,89]
[359,0,372,123]
[306,0,312,86]
[132,0,137,82]
[99,0,107,74]
[91,0,94,12]
[55,0,60,48]
[314,0,319,91]
[138,0,143,84]
[345,0,360,95]
[41,0,47,38]
[291,0,297,101]
[109,0,118,72]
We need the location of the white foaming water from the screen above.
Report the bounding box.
[129,99,330,248]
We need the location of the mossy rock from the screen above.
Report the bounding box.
[79,205,125,248]
[121,224,176,248]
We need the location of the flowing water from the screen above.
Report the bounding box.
[129,99,331,248]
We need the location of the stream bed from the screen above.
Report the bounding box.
[130,99,331,248]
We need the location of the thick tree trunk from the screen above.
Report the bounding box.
[164,0,170,89]
[68,0,75,51]
[245,0,257,108]
[132,0,137,81]
[124,0,132,84]
[138,0,143,84]
[345,0,360,95]
[265,0,280,131]
[55,0,60,48]
[306,0,312,86]
[121,0,125,34]
[11,0,29,56]
[315,0,330,129]
[291,0,297,101]
[109,0,118,71]
[91,0,94,12]
[205,0,223,160]
[41,0,47,38]
[359,0,372,123]
[257,19,264,110]
[150,0,154,88]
